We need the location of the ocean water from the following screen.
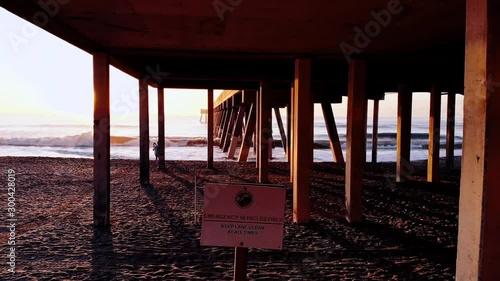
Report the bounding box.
[0,115,462,163]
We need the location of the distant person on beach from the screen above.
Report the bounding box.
[153,142,160,160]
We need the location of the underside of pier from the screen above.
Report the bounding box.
[1,0,499,279]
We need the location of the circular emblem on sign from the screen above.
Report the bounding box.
[235,188,253,209]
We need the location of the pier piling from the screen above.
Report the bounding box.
[139,78,150,186]
[93,52,111,227]
[396,84,413,183]
[345,59,367,223]
[428,84,441,182]
[292,59,313,224]
[157,87,166,170]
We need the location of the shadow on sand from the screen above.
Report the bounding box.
[91,226,116,281]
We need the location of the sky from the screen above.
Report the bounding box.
[0,8,463,126]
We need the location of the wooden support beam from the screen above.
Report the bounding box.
[216,90,240,107]
[372,100,380,163]
[456,1,500,279]
[161,79,260,91]
[244,106,251,130]
[223,107,238,153]
[428,84,441,182]
[396,85,413,183]
[286,102,292,163]
[228,105,246,159]
[446,93,456,169]
[253,132,257,163]
[218,109,228,138]
[233,247,249,281]
[274,108,287,154]
[208,89,214,168]
[238,104,256,163]
[255,90,260,168]
[259,82,272,183]
[93,53,111,227]
[214,109,222,136]
[219,108,232,149]
[215,110,220,137]
[219,110,226,136]
[321,103,344,163]
[292,59,313,224]
[157,88,166,170]
[289,86,295,182]
[213,110,218,131]
[345,59,367,223]
[139,77,150,186]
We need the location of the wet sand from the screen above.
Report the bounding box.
[0,157,460,280]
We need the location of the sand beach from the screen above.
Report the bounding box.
[0,157,460,280]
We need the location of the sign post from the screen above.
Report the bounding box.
[201,183,286,281]
[234,247,249,281]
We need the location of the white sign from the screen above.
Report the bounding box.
[201,183,286,250]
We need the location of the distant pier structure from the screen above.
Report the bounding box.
[199,109,208,123]
[3,1,498,279]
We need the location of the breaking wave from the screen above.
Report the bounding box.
[0,132,208,148]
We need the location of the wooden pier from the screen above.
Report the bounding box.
[2,0,499,279]
[199,109,208,124]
